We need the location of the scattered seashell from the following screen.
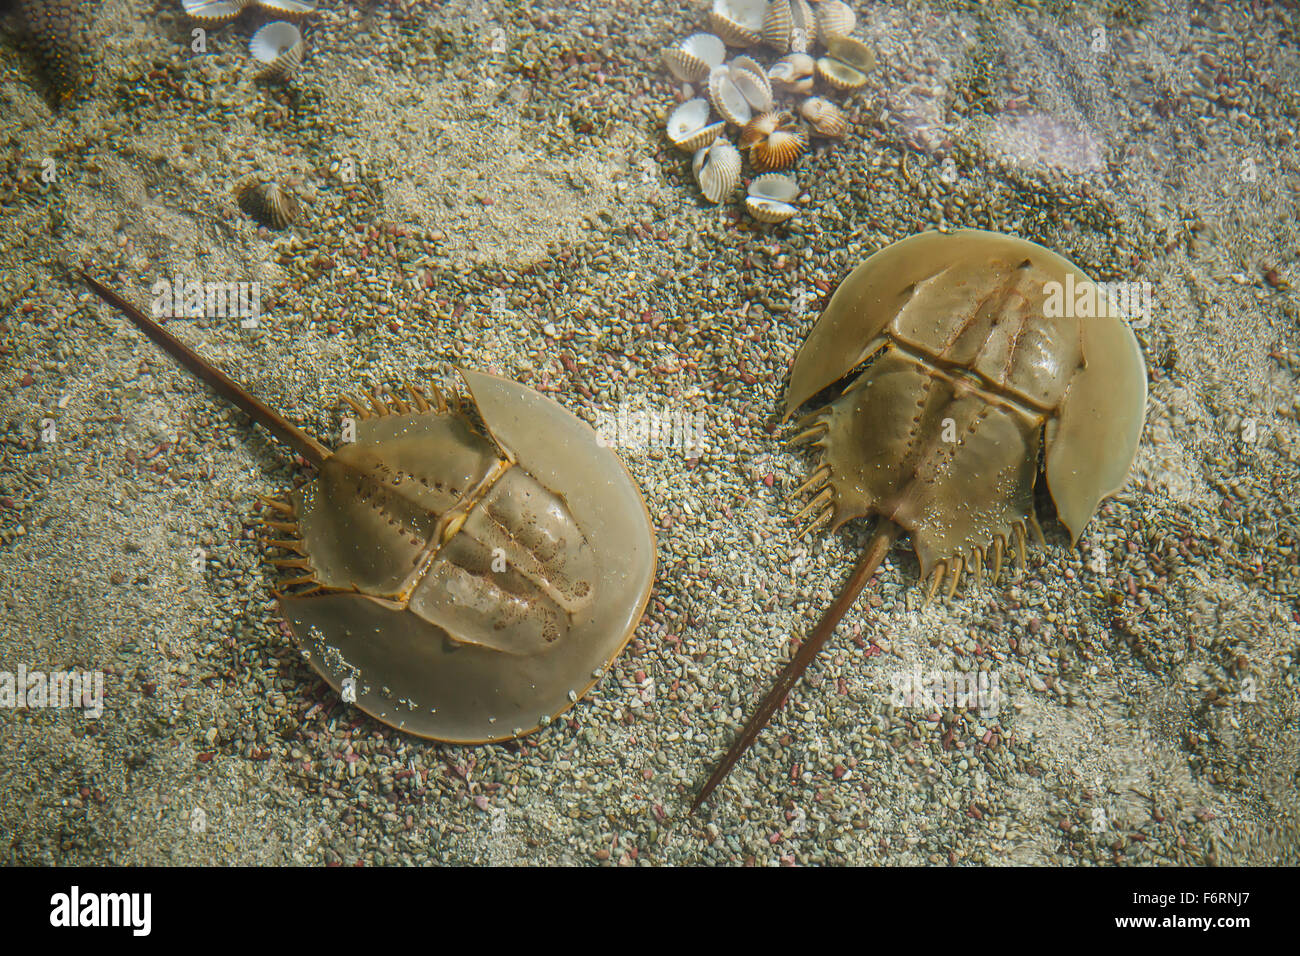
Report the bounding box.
[762,0,817,55]
[238,180,301,229]
[692,141,742,204]
[768,52,816,95]
[182,0,249,23]
[817,34,875,90]
[745,172,800,223]
[249,20,304,80]
[663,32,726,83]
[798,96,849,138]
[728,56,774,112]
[813,0,856,42]
[816,55,868,91]
[739,111,808,172]
[667,98,725,152]
[707,65,753,126]
[825,35,876,73]
[253,0,316,14]
[708,0,767,48]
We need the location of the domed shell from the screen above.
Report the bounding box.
[769,52,816,94]
[816,55,868,91]
[813,0,857,41]
[707,65,753,126]
[740,111,808,172]
[762,0,818,54]
[798,96,849,138]
[254,0,316,14]
[182,0,248,23]
[238,180,301,229]
[745,173,800,223]
[708,0,767,47]
[663,33,726,83]
[667,98,725,152]
[729,55,774,112]
[692,140,742,204]
[249,20,305,80]
[281,370,657,743]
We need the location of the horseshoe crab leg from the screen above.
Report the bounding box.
[692,520,903,810]
[81,273,331,467]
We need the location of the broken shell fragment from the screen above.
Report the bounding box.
[745,172,800,223]
[813,0,857,42]
[182,0,248,23]
[663,32,726,83]
[249,20,305,80]
[768,52,816,95]
[238,180,301,229]
[798,96,849,138]
[667,97,725,152]
[692,140,742,204]
[762,0,818,54]
[739,111,808,172]
[708,0,767,48]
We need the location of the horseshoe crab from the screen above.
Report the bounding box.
[694,230,1148,806]
[81,276,656,744]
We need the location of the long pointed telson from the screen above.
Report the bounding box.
[79,273,658,744]
[696,230,1148,809]
[692,521,901,810]
[80,273,331,467]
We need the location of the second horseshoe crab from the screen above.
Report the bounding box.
[694,230,1148,806]
[82,276,657,744]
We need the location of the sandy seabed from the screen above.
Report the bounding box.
[0,0,1297,865]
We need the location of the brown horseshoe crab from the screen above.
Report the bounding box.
[694,230,1148,807]
[81,276,656,744]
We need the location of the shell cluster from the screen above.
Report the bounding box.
[180,0,314,81]
[663,0,874,223]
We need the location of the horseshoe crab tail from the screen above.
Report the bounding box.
[81,273,331,468]
[692,520,903,812]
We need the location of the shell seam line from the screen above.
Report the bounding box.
[886,334,1055,419]
[389,456,518,606]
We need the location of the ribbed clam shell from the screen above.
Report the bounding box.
[761,0,817,54]
[798,96,849,138]
[707,66,752,126]
[813,0,856,41]
[707,0,766,47]
[738,112,778,150]
[751,127,808,172]
[254,0,316,14]
[239,181,301,229]
[182,0,249,23]
[825,35,876,73]
[663,33,726,83]
[667,98,725,152]
[250,20,305,80]
[768,52,815,94]
[748,172,800,204]
[744,195,799,223]
[816,55,868,91]
[729,61,773,112]
[692,141,742,204]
